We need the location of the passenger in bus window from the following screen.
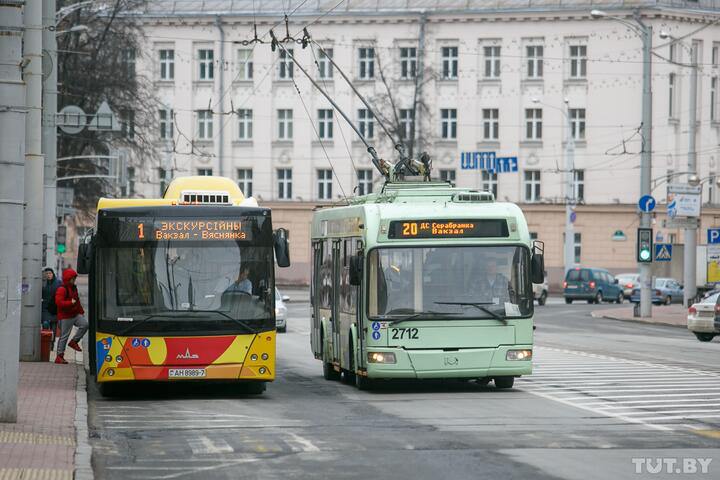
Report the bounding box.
[224,265,253,295]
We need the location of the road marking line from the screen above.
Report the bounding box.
[580,398,720,406]
[528,386,720,394]
[187,436,234,455]
[617,409,720,417]
[287,432,320,452]
[550,392,720,400]
[585,403,720,410]
[621,414,720,422]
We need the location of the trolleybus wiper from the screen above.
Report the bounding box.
[196,310,259,334]
[384,311,461,325]
[117,314,176,336]
[434,302,507,323]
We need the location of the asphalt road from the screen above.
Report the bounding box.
[88,296,720,480]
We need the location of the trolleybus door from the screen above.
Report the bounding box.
[311,241,322,358]
[331,239,342,364]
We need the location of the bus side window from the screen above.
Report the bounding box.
[320,239,333,310]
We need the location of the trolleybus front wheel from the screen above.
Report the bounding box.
[244,381,266,394]
[97,381,119,398]
[494,377,515,389]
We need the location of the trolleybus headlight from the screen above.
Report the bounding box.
[250,354,258,361]
[261,353,269,361]
[506,349,532,361]
[367,352,396,364]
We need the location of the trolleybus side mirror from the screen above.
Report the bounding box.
[531,241,545,284]
[274,228,291,268]
[349,255,363,286]
[77,242,92,275]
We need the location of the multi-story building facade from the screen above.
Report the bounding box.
[118,0,720,286]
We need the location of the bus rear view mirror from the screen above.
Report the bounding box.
[77,242,92,275]
[531,240,545,284]
[274,228,291,268]
[349,255,363,286]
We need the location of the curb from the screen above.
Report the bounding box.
[591,311,686,328]
[74,347,94,480]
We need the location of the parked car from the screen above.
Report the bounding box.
[533,277,548,306]
[615,273,640,298]
[563,267,624,304]
[629,278,683,305]
[687,291,719,342]
[275,288,289,332]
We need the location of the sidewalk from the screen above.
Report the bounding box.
[591,304,687,327]
[0,343,91,480]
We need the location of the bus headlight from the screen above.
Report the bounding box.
[367,352,396,364]
[506,349,532,361]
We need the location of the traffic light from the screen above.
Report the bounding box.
[637,228,653,263]
[56,225,67,254]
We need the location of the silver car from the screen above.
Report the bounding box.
[615,273,640,298]
[275,288,289,332]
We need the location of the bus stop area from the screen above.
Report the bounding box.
[591,304,687,327]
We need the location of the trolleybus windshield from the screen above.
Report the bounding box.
[368,246,532,319]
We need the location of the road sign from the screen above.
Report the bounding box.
[460,151,495,170]
[570,211,577,223]
[708,228,720,244]
[654,243,672,262]
[663,217,701,229]
[638,195,656,212]
[495,157,518,173]
[57,105,86,134]
[667,184,702,217]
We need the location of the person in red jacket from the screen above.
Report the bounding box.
[54,268,88,364]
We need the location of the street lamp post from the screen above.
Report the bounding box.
[591,9,653,317]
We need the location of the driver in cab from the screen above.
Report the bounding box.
[224,265,253,295]
[475,258,511,304]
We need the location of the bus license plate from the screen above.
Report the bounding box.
[168,368,206,378]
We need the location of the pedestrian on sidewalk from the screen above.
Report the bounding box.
[41,267,62,341]
[55,268,88,364]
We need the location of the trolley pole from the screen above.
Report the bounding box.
[0,0,27,421]
[20,0,45,360]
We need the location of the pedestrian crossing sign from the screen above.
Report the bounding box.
[654,243,672,262]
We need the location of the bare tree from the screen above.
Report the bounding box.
[57,0,160,216]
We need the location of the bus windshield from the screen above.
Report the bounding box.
[368,246,532,319]
[98,241,274,334]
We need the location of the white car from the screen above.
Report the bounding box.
[615,273,640,298]
[533,279,548,306]
[687,291,720,342]
[275,288,289,333]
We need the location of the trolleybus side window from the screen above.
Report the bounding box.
[319,239,333,309]
[340,239,358,314]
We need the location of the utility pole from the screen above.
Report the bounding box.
[20,0,45,360]
[42,0,58,272]
[0,0,27,421]
[683,42,698,307]
[411,12,426,159]
[564,100,575,276]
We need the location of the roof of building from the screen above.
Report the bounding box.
[139,0,720,17]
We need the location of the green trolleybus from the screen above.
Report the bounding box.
[310,182,544,390]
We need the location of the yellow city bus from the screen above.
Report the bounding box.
[77,176,290,396]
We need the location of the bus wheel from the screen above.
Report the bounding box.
[695,332,716,342]
[245,381,266,394]
[343,341,356,385]
[98,382,118,398]
[355,373,373,391]
[476,377,491,387]
[323,361,341,381]
[494,377,515,389]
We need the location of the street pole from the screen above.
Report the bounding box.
[564,101,575,276]
[42,0,57,272]
[683,42,698,307]
[20,0,45,360]
[0,0,27,421]
[638,16,653,318]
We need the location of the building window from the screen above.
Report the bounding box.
[483,45,501,78]
[120,109,135,139]
[573,169,584,202]
[159,49,174,80]
[711,77,718,122]
[482,108,499,140]
[440,108,457,139]
[669,73,676,118]
[574,232,581,264]
[524,170,541,202]
[399,109,415,140]
[570,108,586,140]
[278,48,294,79]
[569,45,587,79]
[357,169,373,196]
[277,168,292,200]
[158,168,169,196]
[666,169,675,199]
[237,49,253,80]
[196,110,213,140]
[317,47,333,79]
[237,168,252,197]
[121,166,135,197]
[358,108,374,139]
[441,46,458,79]
[526,45,543,78]
[198,49,214,80]
[122,49,135,78]
[317,169,333,200]
[481,171,498,198]
[713,44,719,67]
[358,47,375,80]
[197,168,213,176]
[529,232,538,240]
[708,172,716,204]
[317,109,334,139]
[439,169,456,184]
[159,108,173,140]
[399,47,417,79]
[525,108,542,140]
[237,109,252,140]
[277,109,293,140]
